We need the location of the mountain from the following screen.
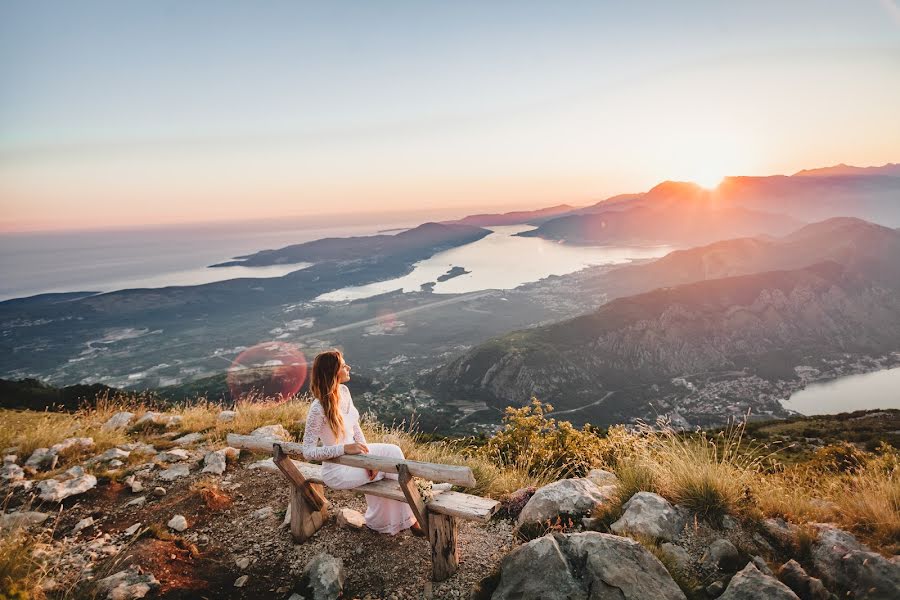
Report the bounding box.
[211,222,490,267]
[793,162,900,177]
[422,262,900,425]
[444,204,577,227]
[422,219,900,425]
[521,167,900,246]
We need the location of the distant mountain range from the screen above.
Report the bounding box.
[442,204,575,227]
[421,218,900,422]
[516,165,900,246]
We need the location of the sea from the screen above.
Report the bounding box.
[2,219,672,303]
[782,367,900,415]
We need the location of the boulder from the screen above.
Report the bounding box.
[250,424,290,440]
[247,458,278,472]
[778,559,835,600]
[0,511,51,532]
[762,517,799,549]
[610,492,686,542]
[660,542,692,572]
[95,566,159,600]
[336,508,366,529]
[586,468,618,487]
[301,553,345,600]
[60,465,86,480]
[135,412,162,426]
[37,474,97,502]
[24,448,58,472]
[101,412,135,431]
[50,437,94,455]
[87,448,131,465]
[811,525,900,600]
[516,478,616,531]
[158,464,190,481]
[719,563,800,600]
[492,532,686,600]
[218,410,237,422]
[168,515,188,532]
[701,538,742,572]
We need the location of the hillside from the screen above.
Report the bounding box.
[422,261,900,426]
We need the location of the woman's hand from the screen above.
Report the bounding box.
[343,442,369,455]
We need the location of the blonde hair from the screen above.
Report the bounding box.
[310,350,344,438]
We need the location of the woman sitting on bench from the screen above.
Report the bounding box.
[302,349,425,537]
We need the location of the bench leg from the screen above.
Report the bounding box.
[428,512,459,582]
[289,481,327,543]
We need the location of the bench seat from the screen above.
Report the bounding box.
[286,459,499,522]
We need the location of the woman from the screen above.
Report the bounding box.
[302,349,423,536]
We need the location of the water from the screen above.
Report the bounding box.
[783,367,900,415]
[316,225,673,302]
[0,218,425,301]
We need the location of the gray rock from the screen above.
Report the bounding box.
[124,523,142,536]
[108,459,124,468]
[125,496,147,508]
[0,462,25,482]
[610,492,686,542]
[336,508,366,529]
[701,538,742,572]
[778,559,835,600]
[302,553,345,600]
[37,474,98,502]
[2,454,16,465]
[516,478,616,530]
[235,557,251,570]
[60,465,86,480]
[252,506,274,520]
[234,575,249,588]
[120,442,157,455]
[247,458,278,472]
[201,449,228,475]
[87,447,131,465]
[218,410,237,422]
[0,511,51,532]
[101,412,135,431]
[24,447,58,472]
[719,563,800,600]
[159,463,190,481]
[72,516,94,534]
[250,424,289,440]
[751,556,773,577]
[762,517,799,548]
[152,486,166,497]
[95,566,159,600]
[586,468,618,487]
[167,514,188,532]
[660,542,692,572]
[491,532,686,600]
[811,525,900,600]
[156,448,189,462]
[173,433,203,445]
[49,437,94,455]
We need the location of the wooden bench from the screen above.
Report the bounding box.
[227,434,500,581]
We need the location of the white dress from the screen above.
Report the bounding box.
[301,384,416,535]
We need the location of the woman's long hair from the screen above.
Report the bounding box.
[310,350,344,438]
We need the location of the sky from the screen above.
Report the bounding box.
[1,0,899,232]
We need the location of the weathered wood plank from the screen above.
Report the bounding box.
[428,512,459,582]
[273,445,327,511]
[288,482,327,542]
[397,464,428,531]
[226,433,476,487]
[427,491,499,522]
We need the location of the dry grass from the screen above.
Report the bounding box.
[0,528,47,600]
[189,478,232,510]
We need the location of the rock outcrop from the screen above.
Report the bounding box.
[718,563,800,599]
[811,525,900,600]
[516,478,615,532]
[491,532,686,600]
[610,491,686,542]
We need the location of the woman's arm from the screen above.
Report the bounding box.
[301,402,345,461]
[345,386,368,445]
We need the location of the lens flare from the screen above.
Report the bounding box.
[227,341,308,401]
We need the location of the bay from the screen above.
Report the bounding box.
[783,367,900,415]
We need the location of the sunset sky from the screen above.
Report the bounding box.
[1,1,899,232]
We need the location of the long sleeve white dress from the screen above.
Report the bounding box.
[301,384,416,535]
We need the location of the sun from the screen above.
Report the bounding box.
[692,172,725,190]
